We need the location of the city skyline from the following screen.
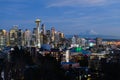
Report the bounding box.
[0,0,120,36]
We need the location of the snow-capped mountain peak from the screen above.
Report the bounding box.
[87,29,98,35]
[81,29,98,35]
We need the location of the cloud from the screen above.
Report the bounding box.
[47,0,119,7]
[0,4,27,17]
[0,0,30,2]
[0,19,35,31]
[43,12,120,33]
[0,0,34,16]
[47,0,105,7]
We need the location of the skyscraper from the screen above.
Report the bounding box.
[9,26,18,46]
[17,29,23,46]
[96,38,102,46]
[51,27,55,42]
[35,19,41,48]
[24,29,31,47]
[0,29,7,48]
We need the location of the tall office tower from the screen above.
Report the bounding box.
[74,35,79,44]
[72,35,76,44]
[0,29,7,48]
[51,27,55,42]
[24,29,31,47]
[58,32,65,47]
[35,19,41,48]
[17,29,23,46]
[6,31,10,46]
[31,28,37,46]
[41,24,46,35]
[55,31,60,43]
[96,37,102,46]
[55,31,65,48]
[51,27,55,48]
[46,30,51,44]
[80,38,86,47]
[41,24,45,44]
[59,32,64,39]
[9,26,18,46]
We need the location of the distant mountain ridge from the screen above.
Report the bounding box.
[81,29,99,35]
[65,34,120,39]
[65,30,120,39]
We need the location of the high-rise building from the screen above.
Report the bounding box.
[55,31,60,43]
[72,36,76,44]
[35,19,41,48]
[96,38,102,46]
[46,30,51,44]
[51,27,55,42]
[0,29,7,48]
[17,29,23,46]
[9,26,18,46]
[41,24,46,44]
[31,28,37,47]
[59,32,64,39]
[80,38,86,47]
[24,29,31,47]
[41,24,46,35]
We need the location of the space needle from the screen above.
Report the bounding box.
[35,19,41,48]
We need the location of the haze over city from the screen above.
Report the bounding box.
[0,0,120,36]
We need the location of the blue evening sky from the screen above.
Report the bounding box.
[0,0,120,36]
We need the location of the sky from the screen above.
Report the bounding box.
[0,0,120,36]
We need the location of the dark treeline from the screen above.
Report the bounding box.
[1,46,120,80]
[0,46,68,80]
